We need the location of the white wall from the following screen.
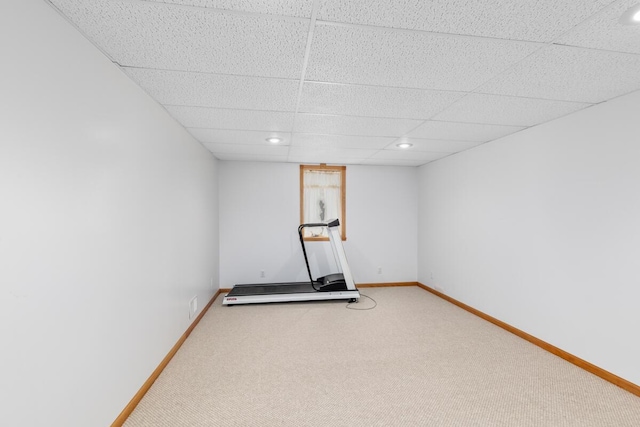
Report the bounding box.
[220,162,417,287]
[0,2,219,426]
[418,89,640,386]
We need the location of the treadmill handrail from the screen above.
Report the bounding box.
[297,219,341,286]
[298,223,322,285]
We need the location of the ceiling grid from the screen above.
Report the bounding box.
[46,0,640,166]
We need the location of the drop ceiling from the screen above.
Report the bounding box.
[47,0,640,166]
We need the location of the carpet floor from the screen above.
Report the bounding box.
[123,286,640,426]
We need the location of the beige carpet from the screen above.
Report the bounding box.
[123,286,640,426]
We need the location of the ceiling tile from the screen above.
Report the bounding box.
[188,129,292,145]
[478,44,640,103]
[212,152,289,162]
[433,93,593,126]
[294,114,422,137]
[289,145,377,158]
[305,24,542,91]
[557,0,640,55]
[360,158,427,167]
[51,0,308,78]
[149,0,314,17]
[370,150,449,162]
[288,156,368,165]
[287,145,377,164]
[299,82,464,119]
[202,142,290,155]
[407,121,525,141]
[165,106,295,131]
[287,153,370,165]
[388,139,483,153]
[317,0,615,42]
[124,68,299,111]
[292,133,394,150]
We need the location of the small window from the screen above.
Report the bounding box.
[300,164,346,241]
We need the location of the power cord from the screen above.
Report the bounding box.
[346,293,377,310]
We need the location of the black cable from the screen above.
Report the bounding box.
[346,293,377,310]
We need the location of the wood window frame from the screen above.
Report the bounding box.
[300,164,346,241]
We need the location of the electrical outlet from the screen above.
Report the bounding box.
[260,270,265,278]
[189,296,198,319]
[377,267,382,274]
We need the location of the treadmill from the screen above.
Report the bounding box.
[223,219,360,305]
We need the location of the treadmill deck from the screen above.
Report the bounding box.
[223,282,359,305]
[226,282,318,296]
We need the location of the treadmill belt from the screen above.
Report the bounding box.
[227,282,318,297]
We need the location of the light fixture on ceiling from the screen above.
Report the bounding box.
[396,142,413,149]
[619,3,640,25]
[266,137,282,144]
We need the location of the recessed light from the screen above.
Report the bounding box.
[266,137,282,144]
[619,3,640,25]
[396,142,413,149]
